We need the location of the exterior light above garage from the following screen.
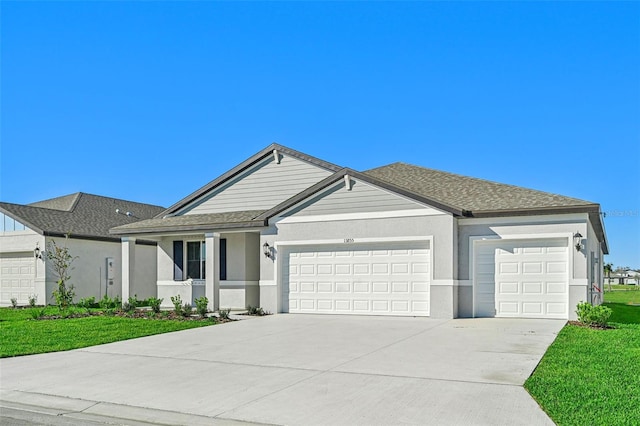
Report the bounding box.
[263,242,273,259]
[573,232,584,252]
[34,243,42,260]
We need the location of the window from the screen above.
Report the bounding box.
[220,238,227,280]
[0,213,27,232]
[187,241,206,279]
[173,239,227,281]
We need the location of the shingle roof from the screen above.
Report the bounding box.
[0,193,165,240]
[110,210,266,235]
[364,162,596,213]
[28,193,81,211]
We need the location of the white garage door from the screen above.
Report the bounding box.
[0,253,36,306]
[475,239,568,319]
[284,241,430,316]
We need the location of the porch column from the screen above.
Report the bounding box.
[205,232,220,311]
[121,237,136,304]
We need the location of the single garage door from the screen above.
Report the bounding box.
[284,241,430,316]
[0,252,36,306]
[474,239,568,319]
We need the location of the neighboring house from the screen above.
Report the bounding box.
[111,144,608,320]
[604,270,640,285]
[0,193,164,306]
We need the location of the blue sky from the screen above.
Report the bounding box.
[1,2,638,268]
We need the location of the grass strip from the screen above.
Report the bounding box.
[526,296,640,426]
[0,309,215,358]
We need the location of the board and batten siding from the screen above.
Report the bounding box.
[283,179,428,217]
[180,155,333,215]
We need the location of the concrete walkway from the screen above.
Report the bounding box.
[0,315,564,425]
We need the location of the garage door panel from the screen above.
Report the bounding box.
[285,242,430,316]
[522,282,543,294]
[547,262,566,273]
[372,282,389,293]
[522,302,543,314]
[475,239,568,319]
[318,282,333,292]
[546,303,567,315]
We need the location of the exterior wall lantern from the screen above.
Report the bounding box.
[573,232,584,252]
[263,242,273,259]
[34,243,43,259]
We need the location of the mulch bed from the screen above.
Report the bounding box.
[568,320,615,330]
[35,309,234,322]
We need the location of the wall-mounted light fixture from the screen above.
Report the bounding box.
[34,243,42,259]
[263,242,273,259]
[573,232,584,252]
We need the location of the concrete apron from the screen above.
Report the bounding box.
[0,315,564,425]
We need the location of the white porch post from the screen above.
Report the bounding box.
[121,237,136,304]
[205,232,220,311]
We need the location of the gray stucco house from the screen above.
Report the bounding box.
[111,144,608,320]
[0,193,164,306]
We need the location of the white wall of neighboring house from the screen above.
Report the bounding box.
[45,237,158,304]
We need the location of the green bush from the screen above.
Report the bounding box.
[171,295,182,315]
[219,308,231,320]
[576,302,612,327]
[123,295,138,313]
[246,305,270,316]
[10,298,17,309]
[28,295,38,308]
[194,296,209,318]
[182,303,193,318]
[30,307,46,320]
[148,297,163,314]
[99,295,121,310]
[77,296,96,308]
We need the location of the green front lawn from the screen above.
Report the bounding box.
[604,287,640,305]
[0,307,216,358]
[525,294,640,425]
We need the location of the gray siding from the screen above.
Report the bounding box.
[182,155,333,215]
[283,179,425,217]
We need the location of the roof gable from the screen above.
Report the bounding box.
[163,144,341,217]
[0,193,165,240]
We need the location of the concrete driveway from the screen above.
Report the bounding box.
[0,315,564,425]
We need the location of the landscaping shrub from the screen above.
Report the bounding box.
[171,295,182,315]
[99,295,120,310]
[246,305,270,316]
[148,297,163,314]
[123,295,138,313]
[194,296,208,318]
[10,298,17,309]
[45,238,77,309]
[77,296,96,309]
[182,303,193,317]
[30,307,46,320]
[219,308,231,320]
[576,301,612,327]
[28,295,37,308]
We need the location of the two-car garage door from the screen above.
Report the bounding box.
[283,241,430,316]
[474,239,569,319]
[0,252,36,306]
